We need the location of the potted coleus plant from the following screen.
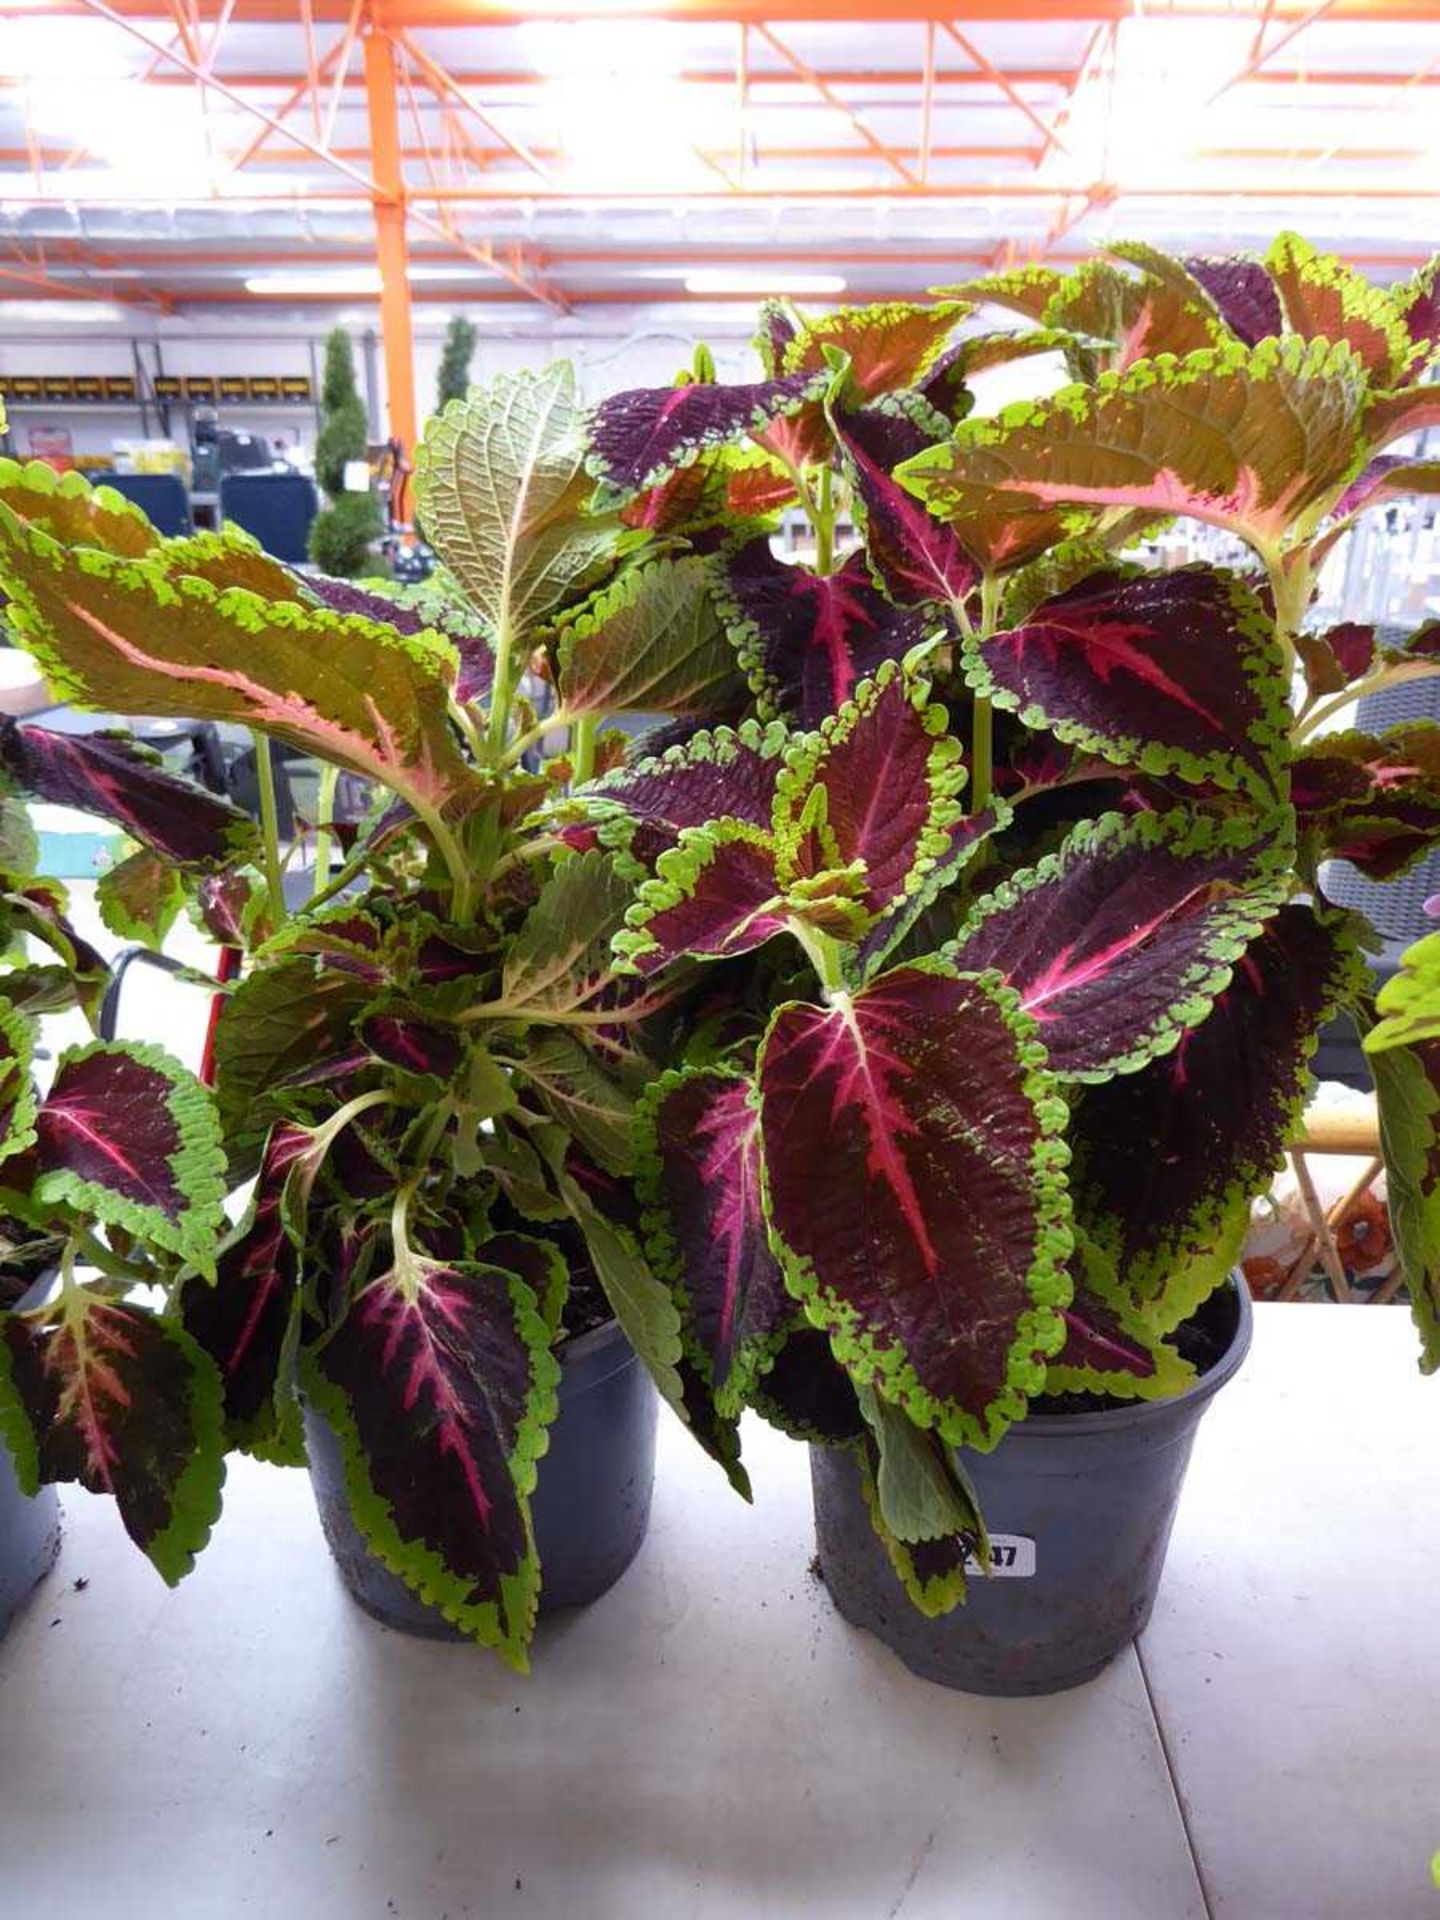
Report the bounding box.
[0,365,755,1669]
[551,235,1440,1692]
[1,725,224,1634]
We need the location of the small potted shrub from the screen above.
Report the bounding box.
[0,367,750,1669]
[553,238,1440,1692]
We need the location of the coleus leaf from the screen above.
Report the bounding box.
[1045,258,1223,372]
[1180,253,1283,348]
[944,264,1067,324]
[358,1009,463,1084]
[96,847,188,953]
[1298,724,1440,880]
[967,564,1290,800]
[2,881,109,1024]
[851,802,1008,984]
[827,398,980,606]
[0,719,259,870]
[155,526,308,603]
[0,455,157,556]
[715,538,928,726]
[1072,904,1363,1334]
[855,1381,987,1548]
[31,1041,226,1273]
[0,508,474,823]
[555,718,788,873]
[949,809,1291,1081]
[211,956,374,1147]
[749,1325,865,1444]
[415,363,621,658]
[758,961,1072,1449]
[0,790,38,876]
[783,300,967,397]
[1365,930,1440,1054]
[754,299,798,377]
[1370,1036,1440,1371]
[852,1438,976,1620]
[1394,255,1440,358]
[585,369,828,499]
[304,571,495,705]
[515,1028,636,1177]
[1264,231,1411,386]
[897,337,1371,561]
[635,1066,793,1417]
[301,1253,560,1667]
[0,996,39,1165]
[180,1120,311,1462]
[1043,1231,1196,1401]
[616,663,965,975]
[501,848,632,1014]
[0,1293,224,1583]
[555,554,745,720]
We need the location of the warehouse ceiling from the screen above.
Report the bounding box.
[3,1,1440,319]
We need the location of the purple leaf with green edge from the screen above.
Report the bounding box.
[851,802,1008,983]
[1072,904,1364,1335]
[192,867,272,950]
[1370,1035,1440,1371]
[0,998,39,1166]
[0,507,475,824]
[898,337,1371,562]
[1298,723,1440,880]
[792,662,966,918]
[31,1040,226,1273]
[0,455,157,557]
[1181,254,1283,348]
[1325,621,1377,681]
[1394,255,1440,356]
[303,572,496,705]
[1265,232,1411,385]
[478,1229,569,1343]
[300,1254,560,1667]
[0,718,259,871]
[265,908,388,980]
[1043,1231,1196,1401]
[1366,384,1440,453]
[96,847,188,954]
[212,956,375,1147]
[750,1325,865,1444]
[754,299,798,377]
[673,1351,751,1499]
[555,718,788,875]
[828,401,980,608]
[968,563,1289,800]
[783,301,967,397]
[615,821,790,979]
[715,539,928,727]
[555,554,747,721]
[180,1120,310,1462]
[1045,259,1224,373]
[585,370,828,499]
[0,1294,224,1583]
[2,883,109,1022]
[359,1010,463,1083]
[758,961,1072,1449]
[635,1065,792,1416]
[950,809,1291,1083]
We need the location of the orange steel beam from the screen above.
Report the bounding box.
[939,20,1068,157]
[1208,0,1343,104]
[391,28,552,181]
[72,0,385,196]
[754,23,919,185]
[226,38,343,175]
[15,1,1440,21]
[1,140,1058,169]
[363,28,417,453]
[320,0,366,154]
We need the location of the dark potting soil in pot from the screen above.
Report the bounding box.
[811,1273,1253,1696]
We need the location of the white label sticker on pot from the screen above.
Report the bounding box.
[964,1534,1036,1578]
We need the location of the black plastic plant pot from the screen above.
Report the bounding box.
[0,1436,60,1641]
[809,1275,1253,1696]
[305,1316,658,1641]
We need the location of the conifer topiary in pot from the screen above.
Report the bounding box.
[549,237,1440,1692]
[0,370,753,1669]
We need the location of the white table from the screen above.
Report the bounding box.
[0,1303,1433,1919]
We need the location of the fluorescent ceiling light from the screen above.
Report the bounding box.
[685,272,847,296]
[1050,18,1251,186]
[1,300,127,324]
[245,266,505,296]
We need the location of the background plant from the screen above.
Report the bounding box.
[309,324,382,579]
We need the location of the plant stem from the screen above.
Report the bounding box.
[486,616,517,756]
[414,800,475,924]
[970,575,1001,815]
[252,730,287,925]
[571,715,598,788]
[502,709,573,769]
[790,920,846,996]
[814,461,835,576]
[1295,657,1440,742]
[311,763,339,904]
